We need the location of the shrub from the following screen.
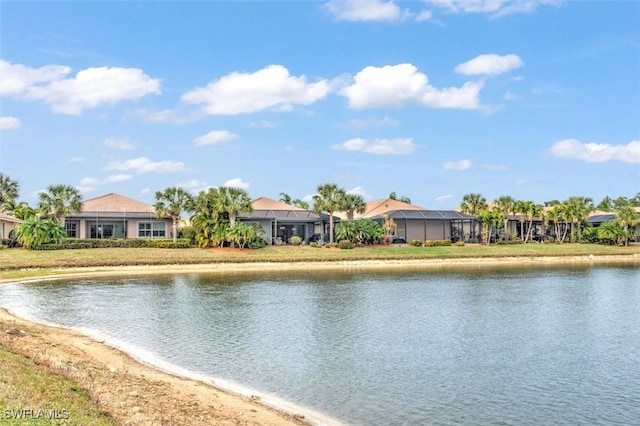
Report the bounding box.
[338,239,354,249]
[248,239,266,249]
[325,242,339,248]
[410,239,423,247]
[456,241,465,246]
[290,236,302,246]
[424,239,452,247]
[309,241,320,248]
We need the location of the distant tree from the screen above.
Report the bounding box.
[313,183,347,244]
[216,186,253,248]
[0,173,19,211]
[279,193,292,204]
[613,196,630,210]
[596,196,614,212]
[630,193,640,207]
[544,200,561,207]
[381,213,397,243]
[389,192,411,204]
[8,202,36,220]
[154,186,194,243]
[597,221,626,246]
[460,193,487,241]
[514,200,530,240]
[38,184,83,226]
[525,203,543,243]
[494,195,516,239]
[343,193,366,221]
[292,199,309,210]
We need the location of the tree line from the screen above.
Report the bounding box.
[1,172,638,248]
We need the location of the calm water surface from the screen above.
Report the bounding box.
[1,265,639,425]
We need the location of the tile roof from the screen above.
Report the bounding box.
[251,197,306,211]
[80,193,156,213]
[359,198,426,218]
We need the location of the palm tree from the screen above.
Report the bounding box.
[563,196,593,243]
[154,187,195,243]
[217,186,253,247]
[514,200,529,240]
[279,192,293,204]
[14,216,67,249]
[615,205,638,246]
[389,192,411,204]
[460,193,487,242]
[217,186,253,227]
[343,193,366,221]
[0,173,19,211]
[292,199,309,210]
[525,203,543,243]
[3,201,36,220]
[494,195,515,240]
[313,183,347,244]
[596,196,614,212]
[38,184,83,226]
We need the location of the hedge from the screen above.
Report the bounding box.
[32,238,192,250]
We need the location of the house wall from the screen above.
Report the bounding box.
[1,220,19,240]
[72,218,171,239]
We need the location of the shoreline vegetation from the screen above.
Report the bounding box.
[1,245,639,425]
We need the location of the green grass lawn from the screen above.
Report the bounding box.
[1,243,638,281]
[0,345,117,426]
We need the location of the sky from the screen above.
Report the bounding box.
[1,0,639,210]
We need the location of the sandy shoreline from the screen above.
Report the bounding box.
[1,254,638,425]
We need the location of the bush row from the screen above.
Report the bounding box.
[31,238,192,250]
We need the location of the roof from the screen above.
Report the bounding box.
[358,199,426,219]
[81,193,155,213]
[369,210,476,220]
[0,213,22,224]
[66,193,167,220]
[251,197,306,211]
[240,197,328,222]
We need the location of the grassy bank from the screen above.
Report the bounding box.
[0,343,117,426]
[1,243,638,281]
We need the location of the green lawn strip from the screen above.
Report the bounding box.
[0,244,638,280]
[0,345,117,425]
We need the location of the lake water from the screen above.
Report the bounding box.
[1,265,639,425]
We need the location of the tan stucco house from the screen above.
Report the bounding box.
[0,212,22,241]
[64,193,172,239]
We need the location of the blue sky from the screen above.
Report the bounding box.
[1,0,638,210]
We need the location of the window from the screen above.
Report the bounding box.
[65,222,78,238]
[138,222,166,238]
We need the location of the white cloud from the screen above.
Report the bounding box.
[223,178,250,189]
[338,116,399,129]
[0,116,21,129]
[69,156,85,163]
[325,0,403,22]
[424,0,562,18]
[341,63,482,109]
[415,10,433,21]
[347,185,373,200]
[548,138,640,164]
[503,91,518,101]
[6,62,162,115]
[103,137,135,150]
[481,163,508,171]
[141,188,150,194]
[104,156,186,173]
[135,108,201,124]
[194,130,239,146]
[435,194,453,202]
[181,65,330,115]
[331,137,415,155]
[249,120,277,129]
[455,54,524,76]
[179,179,212,194]
[0,60,71,96]
[443,159,472,170]
[77,174,133,193]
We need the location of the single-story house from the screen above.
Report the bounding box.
[64,193,172,239]
[352,199,477,243]
[587,208,640,241]
[0,213,22,241]
[238,197,332,244]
